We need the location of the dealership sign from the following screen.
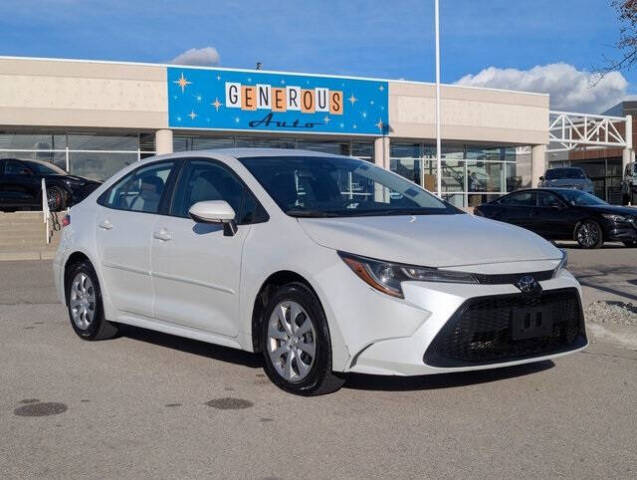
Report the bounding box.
[167,67,388,135]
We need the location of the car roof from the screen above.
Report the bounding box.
[203,148,348,159]
[546,166,583,171]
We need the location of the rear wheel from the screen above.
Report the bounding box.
[47,186,66,212]
[575,220,603,249]
[66,260,118,340]
[261,282,344,396]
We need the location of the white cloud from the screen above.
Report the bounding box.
[171,47,220,66]
[455,63,628,113]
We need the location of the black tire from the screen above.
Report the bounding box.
[47,186,66,212]
[623,241,637,248]
[65,260,118,340]
[575,220,603,249]
[260,282,344,396]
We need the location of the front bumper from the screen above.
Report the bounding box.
[322,263,586,376]
[603,219,637,242]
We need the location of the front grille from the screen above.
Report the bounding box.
[424,288,586,367]
[474,270,554,285]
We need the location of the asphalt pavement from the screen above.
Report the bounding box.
[0,255,636,480]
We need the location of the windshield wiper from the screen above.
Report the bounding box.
[286,209,340,218]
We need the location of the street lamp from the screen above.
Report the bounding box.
[435,0,442,197]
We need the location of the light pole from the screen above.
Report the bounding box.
[434,0,442,197]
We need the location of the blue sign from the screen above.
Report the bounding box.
[167,67,388,135]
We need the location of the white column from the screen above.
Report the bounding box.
[155,129,173,155]
[531,144,546,188]
[373,136,390,170]
[623,115,633,177]
[373,136,390,203]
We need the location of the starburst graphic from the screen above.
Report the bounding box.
[211,97,222,112]
[174,73,191,93]
[348,94,357,105]
[188,110,197,120]
[379,84,385,91]
[375,119,384,132]
[323,115,330,124]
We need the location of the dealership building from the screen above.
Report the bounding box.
[0,56,633,208]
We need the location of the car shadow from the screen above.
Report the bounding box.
[117,324,263,369]
[554,241,626,250]
[344,360,555,391]
[118,324,555,391]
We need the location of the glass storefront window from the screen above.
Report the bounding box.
[443,193,464,209]
[441,160,465,192]
[0,132,66,150]
[295,140,349,155]
[351,142,373,161]
[193,136,235,149]
[68,134,138,151]
[506,163,521,192]
[69,152,137,181]
[467,160,502,192]
[390,158,421,185]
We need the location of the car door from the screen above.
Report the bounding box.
[95,160,178,319]
[151,157,268,337]
[494,191,537,231]
[530,191,572,239]
[0,159,39,208]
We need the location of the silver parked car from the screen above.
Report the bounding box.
[539,167,594,195]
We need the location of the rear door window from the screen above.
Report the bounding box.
[98,161,176,214]
[499,191,537,206]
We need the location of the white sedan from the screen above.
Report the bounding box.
[53,149,587,395]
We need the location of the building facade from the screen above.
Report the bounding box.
[0,56,552,208]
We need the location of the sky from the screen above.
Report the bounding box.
[0,0,633,113]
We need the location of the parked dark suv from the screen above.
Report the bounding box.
[0,158,101,212]
[538,167,595,195]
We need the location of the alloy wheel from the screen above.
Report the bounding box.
[577,222,599,248]
[266,301,317,383]
[69,272,96,330]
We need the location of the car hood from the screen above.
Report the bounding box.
[584,205,637,216]
[298,214,561,268]
[543,178,590,186]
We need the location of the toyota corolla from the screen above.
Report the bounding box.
[53,149,587,395]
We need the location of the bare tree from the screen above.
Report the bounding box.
[602,1,637,73]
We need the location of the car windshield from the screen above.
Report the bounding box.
[545,168,585,180]
[239,155,462,217]
[556,189,607,206]
[24,160,66,175]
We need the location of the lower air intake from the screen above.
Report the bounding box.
[424,288,586,367]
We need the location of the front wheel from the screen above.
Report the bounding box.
[66,260,118,340]
[575,220,603,249]
[261,282,344,396]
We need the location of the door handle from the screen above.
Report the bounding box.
[153,229,172,242]
[98,220,113,230]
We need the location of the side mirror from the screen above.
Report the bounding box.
[189,200,237,236]
[539,176,545,182]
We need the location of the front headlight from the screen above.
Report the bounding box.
[553,249,568,278]
[601,213,627,222]
[338,252,478,298]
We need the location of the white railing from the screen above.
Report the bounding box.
[41,178,51,244]
[548,111,631,152]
